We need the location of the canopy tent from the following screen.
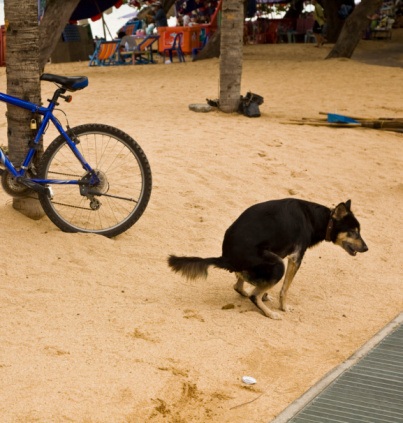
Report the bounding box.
[70,0,123,22]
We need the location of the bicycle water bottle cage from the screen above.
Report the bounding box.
[40,74,88,92]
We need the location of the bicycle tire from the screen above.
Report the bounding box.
[37,124,152,237]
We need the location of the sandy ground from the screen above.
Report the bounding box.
[0,31,402,423]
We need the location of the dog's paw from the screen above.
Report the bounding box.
[280,304,293,313]
[260,307,282,319]
[262,293,274,302]
[268,311,282,320]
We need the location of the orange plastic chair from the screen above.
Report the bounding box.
[135,35,159,64]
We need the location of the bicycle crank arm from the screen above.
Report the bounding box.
[18,178,53,197]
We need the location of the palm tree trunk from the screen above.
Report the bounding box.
[4,0,81,219]
[4,0,44,218]
[219,0,244,113]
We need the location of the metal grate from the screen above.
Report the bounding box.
[272,313,403,423]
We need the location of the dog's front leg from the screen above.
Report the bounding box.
[250,286,281,320]
[279,254,302,312]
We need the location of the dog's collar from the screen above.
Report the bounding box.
[325,217,333,242]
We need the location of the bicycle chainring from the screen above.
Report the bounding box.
[1,171,33,197]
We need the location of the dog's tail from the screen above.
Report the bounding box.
[167,255,231,280]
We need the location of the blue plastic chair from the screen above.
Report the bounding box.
[163,32,185,63]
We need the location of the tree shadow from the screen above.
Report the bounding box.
[352,28,403,68]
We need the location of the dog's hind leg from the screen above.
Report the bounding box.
[234,273,274,303]
[279,253,303,312]
[234,274,249,297]
[246,253,285,319]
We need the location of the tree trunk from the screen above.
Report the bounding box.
[4,0,44,218]
[322,0,345,43]
[193,28,221,61]
[39,0,81,70]
[219,0,244,113]
[326,0,383,59]
[4,0,81,218]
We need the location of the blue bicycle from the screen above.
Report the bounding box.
[0,74,152,237]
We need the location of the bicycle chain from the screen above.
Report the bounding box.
[50,200,93,211]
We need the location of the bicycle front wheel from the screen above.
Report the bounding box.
[38,124,152,237]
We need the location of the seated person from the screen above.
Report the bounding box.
[367,12,380,30]
[376,15,389,29]
[183,14,191,26]
[188,11,199,26]
[194,0,207,19]
[205,1,218,20]
[119,35,137,52]
[150,1,168,28]
[145,15,156,34]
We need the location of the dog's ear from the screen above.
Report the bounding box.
[332,202,350,220]
[345,200,351,211]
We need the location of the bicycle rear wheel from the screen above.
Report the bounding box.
[38,124,152,237]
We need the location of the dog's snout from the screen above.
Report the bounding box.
[359,238,368,253]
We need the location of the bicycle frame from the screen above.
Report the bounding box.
[0,90,93,185]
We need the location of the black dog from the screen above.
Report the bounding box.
[168,198,368,319]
